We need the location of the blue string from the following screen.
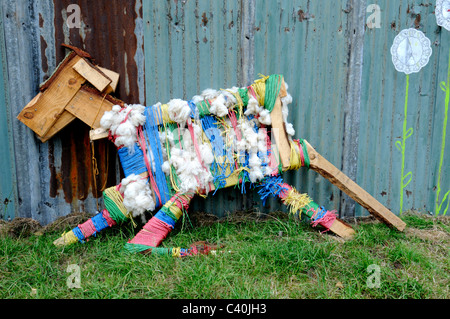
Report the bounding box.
[239,152,251,194]
[311,206,327,222]
[118,144,148,177]
[143,105,171,207]
[188,100,197,118]
[72,226,85,243]
[201,115,225,158]
[257,176,288,206]
[154,211,176,228]
[91,212,110,233]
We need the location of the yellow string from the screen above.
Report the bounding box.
[60,230,79,245]
[164,200,184,220]
[172,247,181,257]
[281,188,312,217]
[104,186,136,227]
[250,74,270,106]
[289,141,302,171]
[159,103,173,124]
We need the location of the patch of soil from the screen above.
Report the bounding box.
[405,227,449,243]
[0,219,9,237]
[40,212,93,234]
[188,211,219,227]
[186,210,290,228]
[222,210,265,224]
[5,218,42,238]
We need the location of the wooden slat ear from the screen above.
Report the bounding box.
[17,54,85,137]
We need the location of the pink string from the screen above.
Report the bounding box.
[128,217,173,247]
[311,210,337,233]
[170,193,193,211]
[102,209,117,227]
[187,120,207,171]
[228,110,242,142]
[277,183,292,199]
[78,219,97,239]
[247,85,257,99]
[294,139,305,167]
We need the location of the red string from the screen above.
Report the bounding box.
[228,109,242,141]
[170,193,193,210]
[294,139,305,167]
[102,209,117,227]
[187,120,207,171]
[78,219,97,239]
[128,217,173,247]
[311,209,337,233]
[277,183,293,199]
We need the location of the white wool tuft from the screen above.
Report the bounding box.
[100,104,146,149]
[191,95,204,105]
[201,88,220,100]
[119,174,155,217]
[285,122,295,136]
[221,87,239,108]
[199,144,214,165]
[209,94,229,117]
[244,95,263,116]
[168,99,192,125]
[164,145,213,193]
[162,161,171,174]
[258,109,272,125]
[280,83,295,140]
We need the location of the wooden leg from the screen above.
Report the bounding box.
[304,140,406,232]
[124,193,194,253]
[277,182,356,240]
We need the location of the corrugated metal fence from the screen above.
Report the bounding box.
[0,0,449,225]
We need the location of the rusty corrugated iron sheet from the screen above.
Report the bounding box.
[42,0,143,205]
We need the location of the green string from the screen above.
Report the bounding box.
[299,139,310,169]
[264,74,282,112]
[238,88,249,107]
[197,99,211,117]
[103,192,128,223]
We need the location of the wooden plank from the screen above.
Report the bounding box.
[65,87,115,129]
[328,218,356,240]
[90,127,109,141]
[72,58,112,92]
[17,54,85,137]
[98,66,120,94]
[270,78,291,170]
[304,140,406,231]
[38,111,76,143]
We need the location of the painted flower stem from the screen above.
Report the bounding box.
[396,74,413,215]
[435,50,450,216]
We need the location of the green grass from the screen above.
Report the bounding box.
[0,212,448,299]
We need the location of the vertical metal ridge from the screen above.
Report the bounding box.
[340,0,366,217]
[240,0,255,86]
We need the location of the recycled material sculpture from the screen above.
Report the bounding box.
[18,46,406,257]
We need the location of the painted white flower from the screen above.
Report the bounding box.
[436,0,450,31]
[390,28,432,74]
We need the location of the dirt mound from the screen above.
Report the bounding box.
[188,211,219,227]
[3,218,42,238]
[0,212,94,239]
[40,212,93,234]
[405,227,450,243]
